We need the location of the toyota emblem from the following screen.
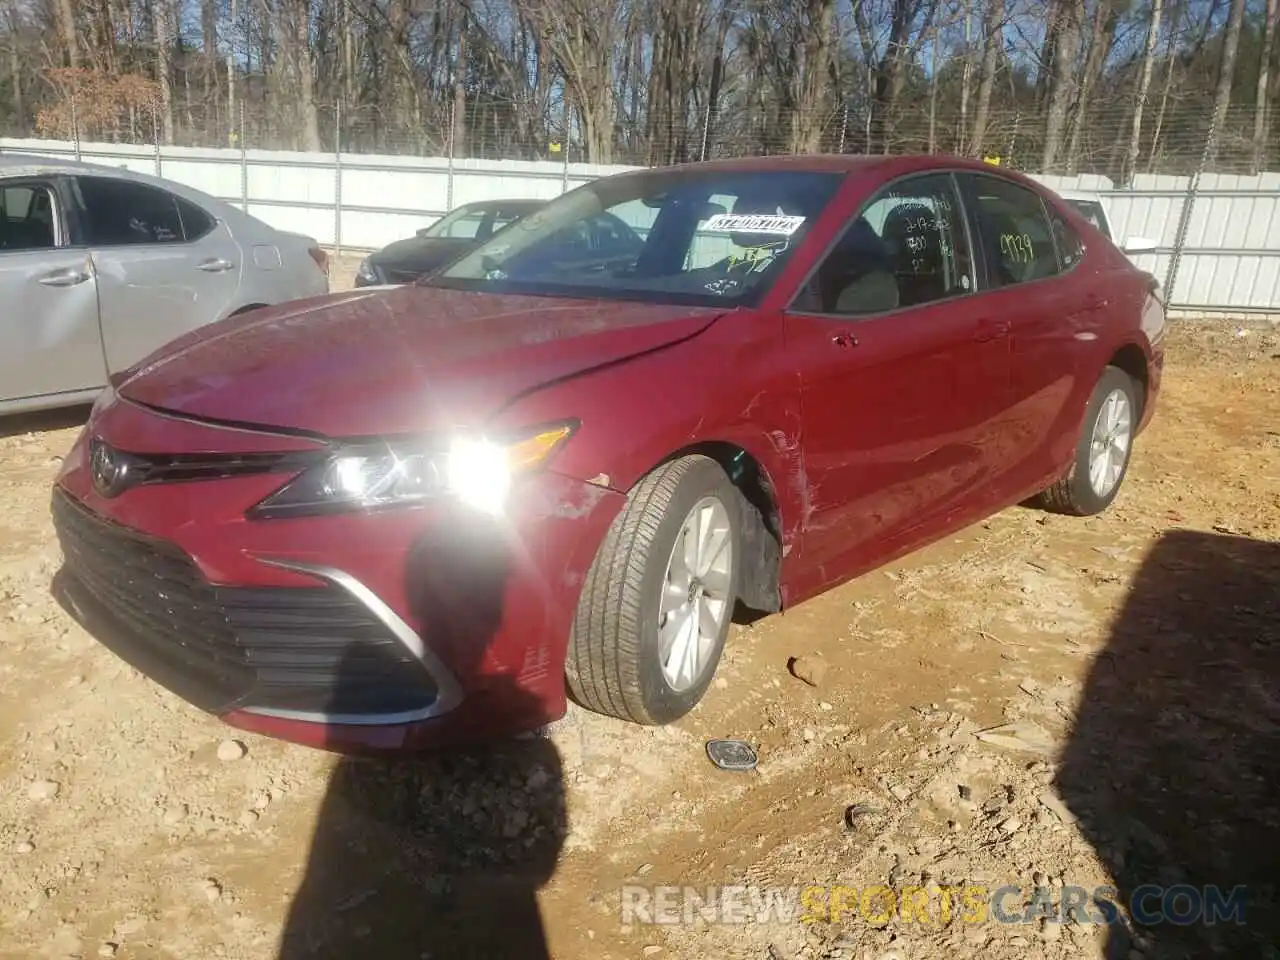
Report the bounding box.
[90,439,129,498]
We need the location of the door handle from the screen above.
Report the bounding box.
[38,267,91,287]
[973,318,1010,343]
[198,258,235,273]
[831,332,859,348]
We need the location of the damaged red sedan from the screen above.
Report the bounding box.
[50,155,1164,754]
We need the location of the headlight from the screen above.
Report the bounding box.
[356,257,380,284]
[248,421,577,519]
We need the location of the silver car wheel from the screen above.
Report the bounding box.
[1087,387,1133,499]
[658,495,734,693]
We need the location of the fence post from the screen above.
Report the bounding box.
[153,107,162,177]
[239,100,248,214]
[334,101,343,258]
[1164,112,1219,308]
[446,99,456,212]
[71,94,81,161]
[561,97,570,194]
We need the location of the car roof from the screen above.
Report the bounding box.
[1056,189,1105,203]
[459,197,545,210]
[609,153,1056,190]
[0,152,243,215]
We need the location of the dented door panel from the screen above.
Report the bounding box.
[0,249,105,404]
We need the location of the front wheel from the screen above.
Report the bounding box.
[1039,365,1140,516]
[565,455,741,725]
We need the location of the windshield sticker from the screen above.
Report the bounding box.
[703,213,806,236]
[704,277,743,295]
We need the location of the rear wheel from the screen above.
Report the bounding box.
[1039,365,1139,516]
[566,455,741,725]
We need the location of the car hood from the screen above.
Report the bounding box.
[371,236,474,277]
[117,286,725,438]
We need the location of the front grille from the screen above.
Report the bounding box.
[51,488,436,717]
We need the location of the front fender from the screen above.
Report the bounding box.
[492,315,807,553]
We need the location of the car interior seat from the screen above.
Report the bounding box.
[822,217,899,314]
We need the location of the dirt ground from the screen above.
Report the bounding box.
[1,283,1277,959]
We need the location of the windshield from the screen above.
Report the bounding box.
[1063,198,1110,238]
[424,169,845,307]
[421,205,494,240]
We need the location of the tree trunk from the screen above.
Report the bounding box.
[790,0,836,154]
[1208,0,1246,163]
[1040,0,1082,173]
[202,0,217,125]
[970,0,1004,157]
[453,28,467,156]
[1253,0,1278,172]
[55,0,79,68]
[294,0,322,151]
[1147,1,1180,171]
[927,20,939,153]
[8,31,22,131]
[1064,0,1115,174]
[226,0,237,146]
[1126,0,1162,183]
[155,0,174,144]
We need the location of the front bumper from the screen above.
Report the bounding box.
[52,397,625,753]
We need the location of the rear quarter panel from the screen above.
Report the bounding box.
[223,214,328,309]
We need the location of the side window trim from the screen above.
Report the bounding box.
[1041,196,1086,275]
[959,170,1073,290]
[0,177,67,251]
[785,169,978,321]
[174,195,218,243]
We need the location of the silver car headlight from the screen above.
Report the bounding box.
[248,422,577,519]
[356,257,380,284]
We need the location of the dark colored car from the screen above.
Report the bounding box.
[353,198,545,286]
[50,155,1164,755]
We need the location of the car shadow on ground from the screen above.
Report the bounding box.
[277,517,567,960]
[1055,530,1280,958]
[0,403,91,440]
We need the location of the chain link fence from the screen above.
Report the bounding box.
[3,91,1280,313]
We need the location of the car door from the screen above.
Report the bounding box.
[955,172,1087,501]
[784,172,1013,584]
[70,175,243,374]
[0,177,105,405]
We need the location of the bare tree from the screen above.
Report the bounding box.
[154,0,174,143]
[1126,0,1163,183]
[969,0,1004,157]
[1041,0,1083,173]
[1208,0,1246,160]
[1254,0,1278,172]
[518,0,623,162]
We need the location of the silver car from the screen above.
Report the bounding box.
[0,155,329,415]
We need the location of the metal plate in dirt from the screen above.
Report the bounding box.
[706,738,758,771]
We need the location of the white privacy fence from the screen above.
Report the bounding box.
[2,136,1279,314]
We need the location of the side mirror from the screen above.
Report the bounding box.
[416,227,433,238]
[1122,236,1158,254]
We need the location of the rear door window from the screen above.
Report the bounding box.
[963,175,1061,288]
[1064,198,1110,238]
[76,177,187,246]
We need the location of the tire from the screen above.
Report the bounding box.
[1039,365,1140,516]
[566,454,742,725]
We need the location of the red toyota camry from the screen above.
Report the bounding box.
[50,155,1164,754]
